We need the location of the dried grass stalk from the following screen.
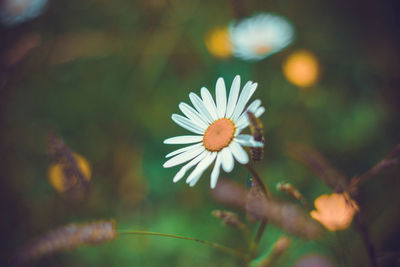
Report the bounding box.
[258,236,291,267]
[247,191,323,239]
[12,220,117,265]
[212,210,245,229]
[213,179,323,239]
[276,181,308,207]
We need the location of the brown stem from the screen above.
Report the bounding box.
[245,164,271,198]
[352,145,400,191]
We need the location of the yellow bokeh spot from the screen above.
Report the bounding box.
[310,193,359,231]
[204,26,233,59]
[48,153,91,193]
[283,50,320,88]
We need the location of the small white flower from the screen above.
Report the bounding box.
[163,75,265,189]
[230,13,295,61]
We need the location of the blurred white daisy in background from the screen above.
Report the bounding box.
[163,75,265,189]
[230,13,295,61]
[0,0,47,27]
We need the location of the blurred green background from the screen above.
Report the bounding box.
[1,0,399,266]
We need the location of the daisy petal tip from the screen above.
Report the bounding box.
[163,138,172,144]
[255,141,264,147]
[210,179,218,189]
[225,166,234,173]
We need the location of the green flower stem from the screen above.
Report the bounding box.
[245,164,271,259]
[118,230,249,260]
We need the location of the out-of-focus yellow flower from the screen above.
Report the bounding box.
[283,50,320,88]
[310,193,359,231]
[204,26,233,59]
[48,153,91,193]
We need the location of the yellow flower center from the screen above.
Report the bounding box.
[253,45,272,55]
[203,118,235,152]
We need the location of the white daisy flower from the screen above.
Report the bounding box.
[230,13,295,61]
[163,75,265,189]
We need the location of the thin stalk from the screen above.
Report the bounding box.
[253,221,268,245]
[245,164,271,261]
[118,230,248,260]
[356,159,398,188]
[248,220,267,256]
[246,164,271,198]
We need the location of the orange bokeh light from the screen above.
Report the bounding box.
[283,50,320,88]
[204,26,233,59]
[310,193,359,231]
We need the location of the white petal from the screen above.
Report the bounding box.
[201,87,218,121]
[221,147,234,173]
[235,99,261,128]
[226,75,241,118]
[229,141,249,164]
[235,127,244,137]
[235,135,264,147]
[210,153,222,189]
[164,135,203,144]
[179,102,208,129]
[236,105,265,132]
[166,143,203,158]
[215,78,227,118]
[172,114,205,135]
[172,150,208,183]
[231,82,257,122]
[188,175,201,187]
[255,106,265,117]
[186,152,217,186]
[189,92,213,124]
[163,145,205,168]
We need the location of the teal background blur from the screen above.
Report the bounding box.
[1,0,399,266]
